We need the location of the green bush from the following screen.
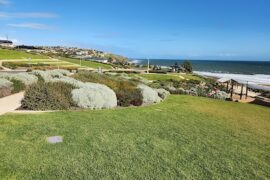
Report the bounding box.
[73,72,143,107]
[117,88,143,107]
[2,62,50,69]
[21,82,75,110]
[10,79,26,93]
[182,60,193,73]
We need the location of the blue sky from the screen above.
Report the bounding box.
[0,0,270,60]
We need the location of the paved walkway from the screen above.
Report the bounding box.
[0,92,24,115]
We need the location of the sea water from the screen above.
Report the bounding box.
[134,59,270,87]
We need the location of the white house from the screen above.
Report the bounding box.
[0,40,13,47]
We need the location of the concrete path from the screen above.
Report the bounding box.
[0,60,13,71]
[0,92,24,115]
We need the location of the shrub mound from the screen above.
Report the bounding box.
[0,77,26,97]
[0,73,38,85]
[150,79,228,101]
[0,78,13,89]
[155,88,170,99]
[10,79,26,93]
[138,84,162,104]
[73,72,143,107]
[0,78,13,98]
[0,87,12,98]
[37,73,118,109]
[21,82,74,110]
[32,69,71,82]
[18,70,167,110]
[71,83,117,109]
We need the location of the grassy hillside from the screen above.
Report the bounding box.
[0,95,269,179]
[0,48,48,59]
[60,57,112,69]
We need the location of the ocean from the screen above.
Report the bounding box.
[133,59,270,87]
[134,59,270,75]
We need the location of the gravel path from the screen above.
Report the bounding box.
[0,92,24,115]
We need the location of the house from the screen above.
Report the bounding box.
[0,40,13,47]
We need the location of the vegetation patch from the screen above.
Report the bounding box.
[73,72,143,106]
[10,79,26,93]
[21,82,75,110]
[0,78,13,98]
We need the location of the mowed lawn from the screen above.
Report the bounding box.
[60,57,112,69]
[0,49,48,59]
[133,73,203,81]
[0,95,269,179]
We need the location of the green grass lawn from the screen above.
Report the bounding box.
[1,59,80,69]
[60,57,112,69]
[133,73,203,81]
[0,95,269,179]
[0,49,48,60]
[134,73,184,81]
[174,73,204,81]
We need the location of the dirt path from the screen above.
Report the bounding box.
[0,92,24,115]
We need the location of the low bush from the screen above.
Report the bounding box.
[0,87,12,98]
[71,83,117,109]
[0,78,13,88]
[117,88,143,106]
[2,62,50,69]
[155,88,170,99]
[210,91,228,100]
[21,82,75,110]
[138,84,162,104]
[73,72,143,107]
[0,73,38,85]
[10,79,26,93]
[32,69,71,82]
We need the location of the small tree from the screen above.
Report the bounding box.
[182,60,193,73]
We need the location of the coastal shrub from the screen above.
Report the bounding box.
[0,87,12,98]
[211,91,228,100]
[2,62,50,69]
[39,74,117,109]
[0,73,38,85]
[0,78,13,98]
[32,69,71,82]
[117,88,143,106]
[138,84,162,104]
[0,78,13,89]
[71,82,117,109]
[132,75,150,84]
[51,76,85,88]
[182,60,193,73]
[73,72,143,107]
[155,88,170,99]
[21,82,75,110]
[10,79,26,93]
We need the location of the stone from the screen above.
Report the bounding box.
[47,136,63,144]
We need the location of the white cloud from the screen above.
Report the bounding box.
[7,23,52,30]
[0,0,10,5]
[0,12,58,18]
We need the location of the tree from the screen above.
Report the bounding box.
[182,60,193,73]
